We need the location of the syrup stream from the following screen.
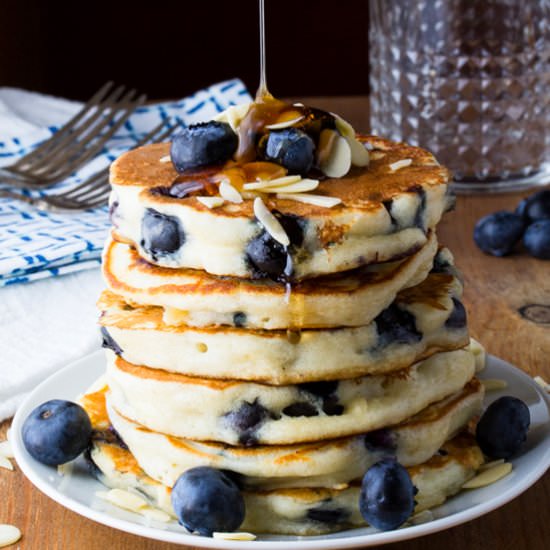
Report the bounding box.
[257,0,269,99]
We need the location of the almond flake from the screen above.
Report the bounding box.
[266,116,305,130]
[219,181,243,204]
[534,376,550,393]
[277,193,342,208]
[196,196,225,209]
[159,155,171,163]
[213,532,257,541]
[334,115,355,139]
[57,461,74,477]
[318,129,352,178]
[253,197,289,246]
[346,135,370,167]
[140,507,171,522]
[481,378,508,391]
[0,524,21,547]
[0,455,13,471]
[462,462,512,489]
[0,440,13,459]
[96,488,148,512]
[243,175,302,191]
[214,103,251,131]
[370,150,386,159]
[479,459,505,472]
[389,158,413,171]
[260,179,319,194]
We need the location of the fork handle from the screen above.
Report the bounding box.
[0,189,47,209]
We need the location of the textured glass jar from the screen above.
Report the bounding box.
[369,0,550,192]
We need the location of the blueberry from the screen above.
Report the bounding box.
[246,231,287,280]
[298,380,338,398]
[171,467,245,536]
[524,220,550,259]
[516,190,550,223]
[245,212,305,280]
[100,327,122,355]
[224,399,269,446]
[307,507,349,525]
[445,298,467,329]
[359,458,416,531]
[232,312,247,328]
[282,402,318,417]
[473,211,525,256]
[22,400,92,466]
[476,396,530,459]
[263,128,315,175]
[374,304,422,348]
[170,121,238,172]
[141,208,184,259]
[364,429,397,454]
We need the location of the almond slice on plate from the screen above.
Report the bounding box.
[0,525,21,547]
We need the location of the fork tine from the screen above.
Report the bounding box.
[24,88,142,179]
[10,81,116,169]
[39,93,148,181]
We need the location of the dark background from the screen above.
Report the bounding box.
[0,0,370,101]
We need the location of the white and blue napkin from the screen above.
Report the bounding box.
[0,80,251,422]
[0,79,251,286]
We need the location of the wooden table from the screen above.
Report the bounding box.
[1,97,549,549]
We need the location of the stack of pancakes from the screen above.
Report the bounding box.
[83,135,486,535]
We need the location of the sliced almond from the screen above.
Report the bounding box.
[260,179,319,194]
[479,459,505,472]
[389,158,413,171]
[219,181,243,204]
[266,116,305,130]
[0,440,14,459]
[243,175,302,191]
[214,102,251,131]
[159,155,171,163]
[462,462,512,489]
[468,338,487,372]
[334,115,355,139]
[96,488,148,512]
[253,197,289,246]
[213,532,257,541]
[318,129,352,178]
[534,375,550,393]
[370,150,386,160]
[0,455,13,471]
[277,193,342,208]
[481,378,508,391]
[57,461,74,477]
[0,524,21,547]
[140,507,172,522]
[346,135,370,167]
[196,196,225,209]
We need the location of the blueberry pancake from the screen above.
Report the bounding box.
[102,231,439,330]
[87,430,484,536]
[98,258,468,383]
[80,378,483,491]
[105,348,476,445]
[109,135,452,280]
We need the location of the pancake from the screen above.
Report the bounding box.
[105,348,476,445]
[80,378,483,490]
[98,262,468,383]
[87,432,484,536]
[109,135,453,280]
[102,231,439,330]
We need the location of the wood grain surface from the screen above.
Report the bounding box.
[1,97,548,549]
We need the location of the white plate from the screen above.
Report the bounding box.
[11,350,550,549]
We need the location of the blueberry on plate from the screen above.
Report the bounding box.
[476,396,530,459]
[170,121,238,172]
[473,211,525,256]
[524,219,550,259]
[263,128,315,175]
[359,458,416,531]
[22,400,92,466]
[141,208,184,259]
[171,466,245,536]
[516,190,550,223]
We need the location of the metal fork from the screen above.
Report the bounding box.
[0,120,179,211]
[0,82,147,189]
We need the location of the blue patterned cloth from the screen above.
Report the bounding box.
[0,79,251,286]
